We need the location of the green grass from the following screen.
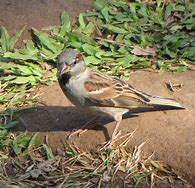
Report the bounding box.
[0,0,194,108]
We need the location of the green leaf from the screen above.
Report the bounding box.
[18,47,39,56]
[0,121,18,129]
[129,2,139,20]
[101,51,117,57]
[82,44,97,55]
[0,27,10,52]
[60,11,71,36]
[3,51,38,61]
[28,133,40,150]
[39,48,60,60]
[11,64,33,76]
[10,75,37,84]
[115,34,124,42]
[56,34,67,43]
[0,75,16,82]
[116,54,141,64]
[68,41,82,49]
[68,32,96,46]
[78,14,86,29]
[84,56,101,65]
[138,3,148,17]
[170,25,183,31]
[18,41,39,57]
[164,4,173,19]
[0,61,15,70]
[0,129,8,138]
[165,47,176,58]
[175,5,185,12]
[183,18,195,30]
[33,29,62,53]
[9,25,26,50]
[43,144,54,159]
[83,22,95,35]
[27,63,43,77]
[104,24,128,34]
[95,0,105,11]
[182,47,195,60]
[67,32,80,42]
[94,51,105,58]
[12,134,31,154]
[156,0,163,7]
[101,7,110,23]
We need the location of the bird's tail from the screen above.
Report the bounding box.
[147,96,184,109]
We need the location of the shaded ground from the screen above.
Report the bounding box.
[0,0,195,187]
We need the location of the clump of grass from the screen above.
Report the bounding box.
[0,111,191,187]
[0,108,40,158]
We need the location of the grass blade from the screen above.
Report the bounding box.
[9,25,26,50]
[0,26,10,52]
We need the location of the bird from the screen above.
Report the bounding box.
[57,49,184,144]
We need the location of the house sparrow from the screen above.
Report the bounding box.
[57,49,184,142]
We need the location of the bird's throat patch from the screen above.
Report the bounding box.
[60,73,72,85]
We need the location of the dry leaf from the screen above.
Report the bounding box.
[40,63,52,70]
[166,81,184,92]
[131,46,156,56]
[30,169,42,178]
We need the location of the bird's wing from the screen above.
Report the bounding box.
[83,70,152,109]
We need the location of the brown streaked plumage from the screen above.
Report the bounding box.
[83,70,160,109]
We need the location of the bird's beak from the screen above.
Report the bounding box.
[60,64,71,76]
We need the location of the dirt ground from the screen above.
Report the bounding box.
[0,0,195,186]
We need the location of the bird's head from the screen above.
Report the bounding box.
[57,49,86,78]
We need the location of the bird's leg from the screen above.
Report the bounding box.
[68,116,99,139]
[111,121,121,140]
[102,121,122,149]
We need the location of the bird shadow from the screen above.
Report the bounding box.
[11,105,134,141]
[11,105,182,141]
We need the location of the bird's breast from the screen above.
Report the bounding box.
[60,77,86,107]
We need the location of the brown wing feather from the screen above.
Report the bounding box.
[84,70,151,108]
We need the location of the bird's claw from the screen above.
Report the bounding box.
[101,130,122,149]
[67,129,87,139]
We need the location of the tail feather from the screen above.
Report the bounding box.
[148,96,184,109]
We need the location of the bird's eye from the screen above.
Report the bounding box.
[73,60,77,65]
[73,58,79,65]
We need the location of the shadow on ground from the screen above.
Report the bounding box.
[16,105,112,142]
[16,105,182,135]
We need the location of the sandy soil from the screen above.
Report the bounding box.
[0,0,195,186]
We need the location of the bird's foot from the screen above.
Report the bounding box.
[101,130,122,149]
[67,116,99,139]
[101,131,136,150]
[67,128,87,139]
